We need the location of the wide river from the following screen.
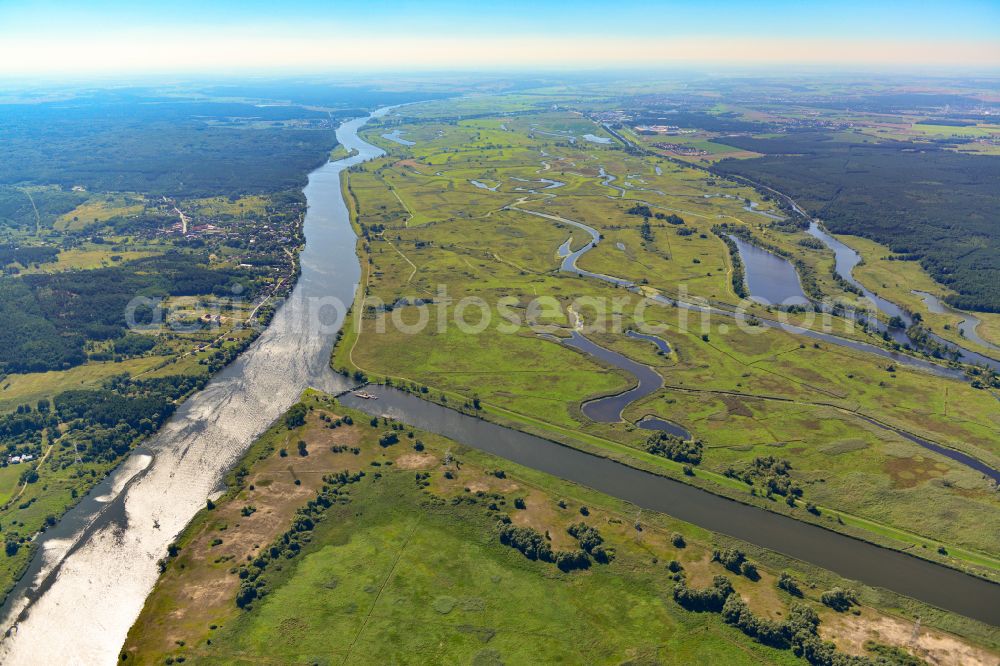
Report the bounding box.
[0,110,386,664]
[2,109,998,664]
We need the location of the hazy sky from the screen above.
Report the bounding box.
[1,0,998,76]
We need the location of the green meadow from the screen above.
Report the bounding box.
[123,394,999,664]
[332,99,1000,572]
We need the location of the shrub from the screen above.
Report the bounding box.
[777,572,802,597]
[864,641,925,666]
[672,575,734,612]
[820,587,858,612]
[498,524,553,562]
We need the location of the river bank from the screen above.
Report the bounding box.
[340,383,1000,625]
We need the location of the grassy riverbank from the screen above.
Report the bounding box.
[122,393,999,664]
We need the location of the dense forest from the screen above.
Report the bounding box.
[713,136,1000,312]
[0,99,338,198]
[802,92,983,114]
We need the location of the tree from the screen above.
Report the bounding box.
[820,587,857,612]
[712,547,747,573]
[777,572,802,597]
[284,402,307,429]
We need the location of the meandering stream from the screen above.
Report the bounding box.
[913,290,1000,354]
[806,222,1000,372]
[539,207,998,482]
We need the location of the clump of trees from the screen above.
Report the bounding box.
[820,587,858,612]
[725,456,802,500]
[777,572,803,597]
[673,574,877,665]
[712,547,759,580]
[645,432,703,465]
[567,522,614,563]
[673,575,734,611]
[498,524,553,562]
[722,594,790,647]
[497,521,614,572]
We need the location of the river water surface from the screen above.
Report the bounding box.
[728,234,809,307]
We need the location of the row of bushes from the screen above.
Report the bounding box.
[674,575,873,665]
[712,228,748,299]
[233,469,366,608]
[497,521,615,572]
